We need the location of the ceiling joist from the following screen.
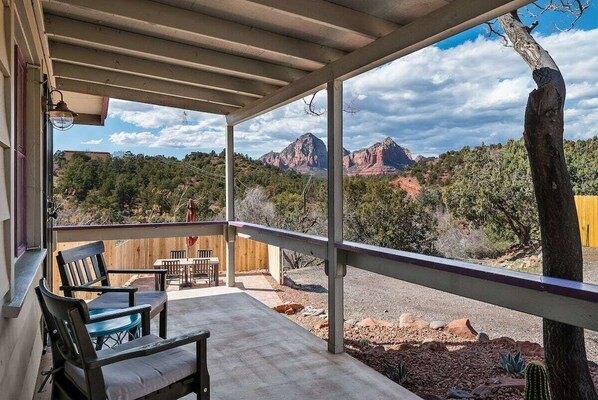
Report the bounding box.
[44,14,308,86]
[43,0,347,70]
[56,78,237,115]
[48,42,277,98]
[52,62,251,107]
[242,0,400,39]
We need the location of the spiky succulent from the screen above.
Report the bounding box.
[499,351,527,376]
[385,361,410,386]
[524,361,551,400]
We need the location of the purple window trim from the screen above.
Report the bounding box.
[14,45,27,258]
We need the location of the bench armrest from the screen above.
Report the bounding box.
[107,269,168,275]
[88,304,152,335]
[60,285,137,293]
[87,329,210,369]
[107,269,168,291]
[61,285,138,307]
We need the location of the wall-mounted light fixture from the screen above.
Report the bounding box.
[47,89,77,130]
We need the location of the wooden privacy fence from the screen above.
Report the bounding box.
[52,235,268,296]
[575,195,598,247]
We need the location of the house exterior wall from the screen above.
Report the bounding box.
[0,1,47,398]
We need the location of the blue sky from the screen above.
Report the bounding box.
[56,4,598,159]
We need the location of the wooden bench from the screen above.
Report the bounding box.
[56,241,169,338]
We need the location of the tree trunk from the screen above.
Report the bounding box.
[498,11,597,399]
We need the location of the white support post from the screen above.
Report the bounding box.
[225,124,236,287]
[326,80,345,354]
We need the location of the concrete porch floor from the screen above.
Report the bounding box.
[35,273,420,399]
[167,285,420,400]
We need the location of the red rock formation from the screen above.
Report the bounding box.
[259,132,328,174]
[260,134,414,176]
[343,137,414,176]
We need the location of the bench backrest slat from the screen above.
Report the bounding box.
[56,241,110,297]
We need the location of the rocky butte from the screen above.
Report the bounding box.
[259,133,416,176]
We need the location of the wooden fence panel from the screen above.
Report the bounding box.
[52,235,268,296]
[575,195,598,247]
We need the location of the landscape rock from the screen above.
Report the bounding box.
[429,320,446,330]
[476,332,490,342]
[314,321,329,330]
[357,318,394,328]
[515,341,544,357]
[445,318,477,339]
[399,313,430,330]
[420,339,447,352]
[302,305,325,317]
[472,376,525,398]
[273,303,303,315]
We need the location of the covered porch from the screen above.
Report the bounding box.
[4,0,598,399]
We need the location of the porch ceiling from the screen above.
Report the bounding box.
[38,0,533,125]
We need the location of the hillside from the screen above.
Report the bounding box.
[53,150,324,225]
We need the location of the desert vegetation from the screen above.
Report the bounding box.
[54,136,598,265]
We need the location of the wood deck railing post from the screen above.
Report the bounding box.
[326,79,345,354]
[225,124,236,287]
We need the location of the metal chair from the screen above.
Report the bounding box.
[35,278,210,400]
[170,249,187,259]
[191,258,214,287]
[197,249,213,258]
[56,241,169,339]
[163,259,183,286]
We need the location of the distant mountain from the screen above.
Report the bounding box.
[259,133,329,174]
[259,134,415,176]
[344,137,414,176]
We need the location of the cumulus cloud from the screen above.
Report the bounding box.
[81,139,103,145]
[103,28,598,157]
[109,131,158,146]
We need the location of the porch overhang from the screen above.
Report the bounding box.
[34,0,534,126]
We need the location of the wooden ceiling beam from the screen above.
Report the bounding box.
[44,14,307,86]
[42,0,346,69]
[56,78,236,115]
[242,0,400,39]
[49,42,277,98]
[53,62,253,107]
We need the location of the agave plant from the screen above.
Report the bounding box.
[499,351,527,376]
[385,361,410,386]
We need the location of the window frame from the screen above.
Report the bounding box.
[14,44,27,257]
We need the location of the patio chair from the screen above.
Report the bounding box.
[163,259,183,285]
[191,258,214,287]
[35,278,210,400]
[56,241,169,338]
[170,249,187,259]
[197,249,213,258]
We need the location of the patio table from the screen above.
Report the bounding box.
[86,308,141,350]
[153,257,220,287]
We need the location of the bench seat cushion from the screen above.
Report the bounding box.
[65,334,196,400]
[88,291,167,312]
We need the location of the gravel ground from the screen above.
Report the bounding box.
[285,248,598,361]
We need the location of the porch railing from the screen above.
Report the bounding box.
[52,221,270,296]
[53,220,598,332]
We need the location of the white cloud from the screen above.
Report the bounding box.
[81,139,103,145]
[109,131,158,146]
[103,28,598,158]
